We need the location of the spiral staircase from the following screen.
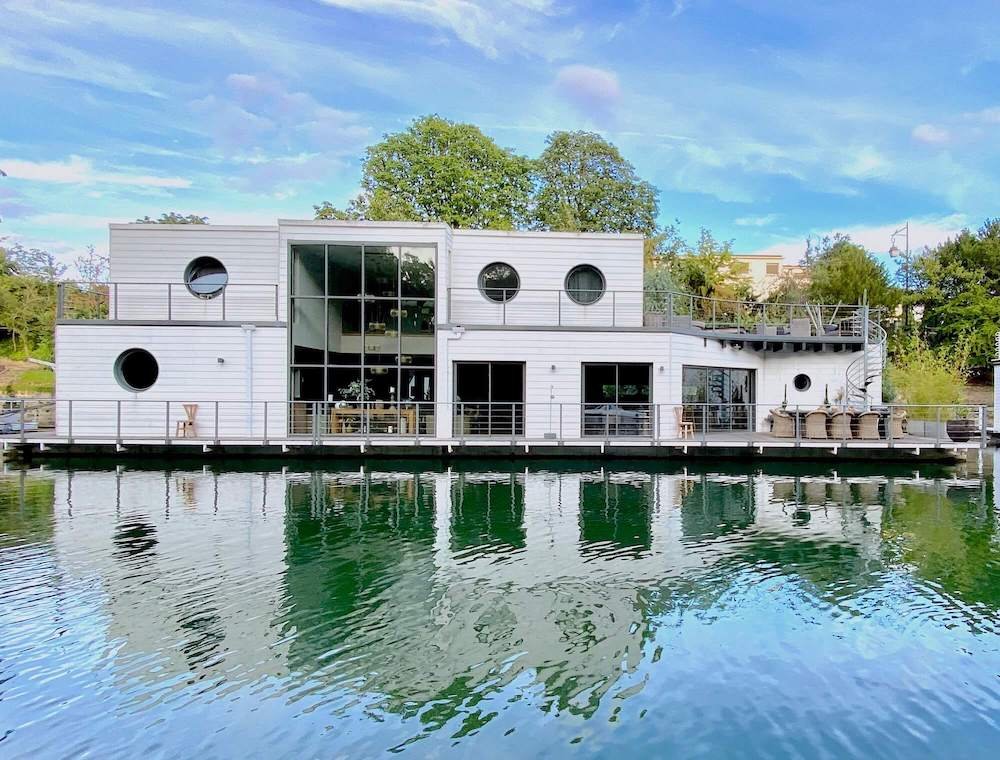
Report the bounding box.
[845,311,887,408]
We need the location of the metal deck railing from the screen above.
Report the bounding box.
[56,282,281,322]
[1,398,990,450]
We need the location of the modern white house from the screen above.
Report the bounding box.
[38,217,957,455]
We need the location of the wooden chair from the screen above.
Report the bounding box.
[674,406,695,439]
[175,403,198,438]
[829,409,854,439]
[804,409,829,439]
[856,410,881,440]
[770,408,795,438]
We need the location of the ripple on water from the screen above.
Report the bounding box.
[0,465,998,758]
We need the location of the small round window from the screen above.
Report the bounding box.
[566,264,606,305]
[115,348,159,392]
[793,373,811,391]
[479,262,519,303]
[184,256,228,298]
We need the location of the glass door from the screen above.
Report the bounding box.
[682,366,755,432]
[582,363,652,436]
[454,362,525,436]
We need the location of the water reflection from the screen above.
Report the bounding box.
[0,459,998,757]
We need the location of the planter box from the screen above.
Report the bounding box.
[946,419,979,442]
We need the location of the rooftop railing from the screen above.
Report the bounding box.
[56,281,281,322]
[448,287,878,339]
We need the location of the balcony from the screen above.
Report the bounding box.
[57,281,281,323]
[447,287,876,343]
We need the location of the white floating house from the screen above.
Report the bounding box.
[52,219,890,448]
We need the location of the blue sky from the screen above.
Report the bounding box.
[2,0,999,269]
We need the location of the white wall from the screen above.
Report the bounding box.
[448,229,644,328]
[109,224,281,321]
[55,324,288,438]
[439,329,860,437]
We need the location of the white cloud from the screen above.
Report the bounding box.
[554,65,621,117]
[315,0,574,59]
[734,213,778,227]
[0,156,191,188]
[912,123,950,144]
[742,214,969,262]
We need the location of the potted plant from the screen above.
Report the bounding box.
[946,408,978,442]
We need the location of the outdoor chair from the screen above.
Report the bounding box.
[770,408,794,438]
[856,410,881,440]
[789,318,811,337]
[674,406,695,439]
[890,409,907,439]
[829,409,854,439]
[804,409,829,439]
[174,404,198,438]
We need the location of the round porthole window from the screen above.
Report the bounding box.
[566,264,605,305]
[478,262,519,303]
[184,256,228,298]
[115,348,159,392]
[793,373,811,391]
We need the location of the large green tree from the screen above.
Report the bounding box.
[805,234,897,308]
[315,115,533,229]
[913,219,1000,369]
[532,130,658,235]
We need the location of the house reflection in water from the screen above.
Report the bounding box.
[29,461,995,733]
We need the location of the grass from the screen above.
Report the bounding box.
[8,367,55,396]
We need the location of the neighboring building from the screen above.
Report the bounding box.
[731,253,808,298]
[52,220,880,444]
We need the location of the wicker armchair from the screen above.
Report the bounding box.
[890,409,907,439]
[829,409,854,439]
[770,408,795,438]
[856,410,882,440]
[804,409,829,439]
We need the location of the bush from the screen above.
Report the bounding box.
[886,332,969,419]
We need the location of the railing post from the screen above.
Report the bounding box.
[667,291,673,330]
[263,400,268,443]
[701,404,707,444]
[887,404,894,448]
[165,400,170,442]
[116,400,122,441]
[712,298,716,331]
[214,400,220,442]
[67,399,73,441]
[447,287,452,324]
[558,291,562,326]
[559,402,563,440]
[20,399,26,444]
[274,285,280,322]
[114,283,119,320]
[502,291,507,326]
[795,404,801,446]
[862,304,870,410]
[57,284,64,320]
[167,283,172,321]
[935,406,941,448]
[981,405,988,449]
[222,286,227,321]
[612,291,617,327]
[312,401,319,445]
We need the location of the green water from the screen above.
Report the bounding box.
[1,459,998,758]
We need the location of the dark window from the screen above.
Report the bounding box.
[114,348,159,391]
[184,257,228,298]
[454,362,524,435]
[478,262,519,303]
[327,245,362,296]
[582,363,651,436]
[793,373,811,391]
[566,264,605,305]
[682,365,756,432]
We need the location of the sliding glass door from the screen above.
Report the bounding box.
[582,363,652,436]
[682,366,755,432]
[454,362,525,436]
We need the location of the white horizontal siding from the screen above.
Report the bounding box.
[109,224,281,320]
[439,330,858,437]
[449,230,644,327]
[55,324,288,438]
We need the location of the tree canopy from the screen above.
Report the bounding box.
[532,131,659,235]
[913,218,1000,369]
[805,234,897,308]
[315,115,533,229]
[135,213,208,224]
